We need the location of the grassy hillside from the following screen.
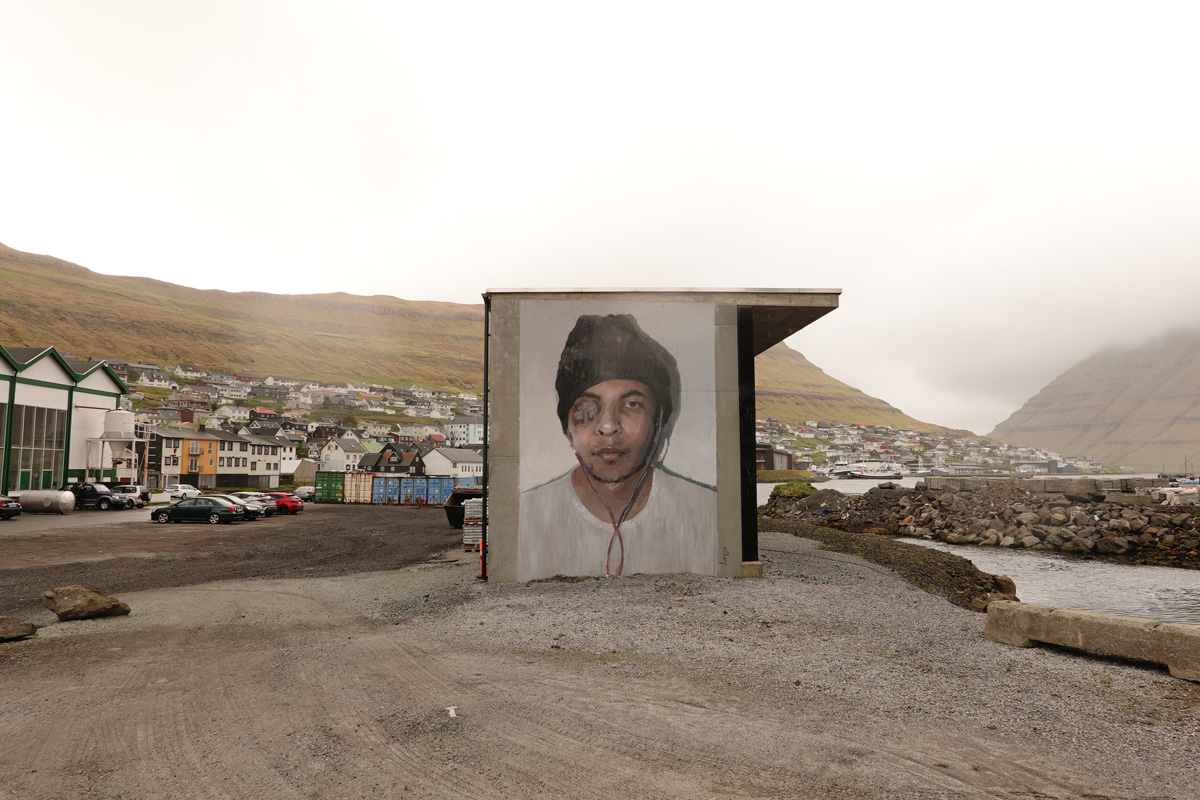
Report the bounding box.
[0,243,484,390]
[989,328,1200,473]
[755,344,948,433]
[2,241,946,430]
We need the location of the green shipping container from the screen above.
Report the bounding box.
[314,471,345,503]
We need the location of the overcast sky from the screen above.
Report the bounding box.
[3,1,1199,435]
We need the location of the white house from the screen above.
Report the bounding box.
[318,436,369,472]
[137,370,177,389]
[173,364,204,380]
[214,404,251,423]
[422,447,483,480]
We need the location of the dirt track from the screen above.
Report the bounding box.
[2,509,1199,799]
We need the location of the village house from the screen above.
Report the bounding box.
[422,447,483,481]
[357,442,425,475]
[317,436,369,472]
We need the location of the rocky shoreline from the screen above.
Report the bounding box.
[760,478,1200,571]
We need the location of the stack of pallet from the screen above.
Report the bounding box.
[461,498,484,550]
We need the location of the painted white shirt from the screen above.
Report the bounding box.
[518,468,716,581]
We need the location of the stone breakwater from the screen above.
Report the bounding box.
[760,476,1200,569]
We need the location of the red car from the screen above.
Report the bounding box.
[267,491,305,514]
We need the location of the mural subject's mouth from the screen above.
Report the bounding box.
[594,447,626,462]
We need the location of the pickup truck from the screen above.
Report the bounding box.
[66,482,135,510]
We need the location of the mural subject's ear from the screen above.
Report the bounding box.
[565,429,576,451]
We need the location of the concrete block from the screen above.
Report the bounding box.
[740,561,763,579]
[985,601,1200,683]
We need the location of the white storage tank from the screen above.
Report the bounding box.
[18,490,76,514]
[104,410,137,440]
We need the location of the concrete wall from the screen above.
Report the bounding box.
[924,476,1167,494]
[985,601,1200,683]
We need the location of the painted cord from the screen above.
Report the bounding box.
[576,409,664,577]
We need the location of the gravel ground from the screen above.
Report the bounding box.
[2,512,1198,798]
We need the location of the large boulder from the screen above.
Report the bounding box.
[42,586,131,621]
[0,616,39,641]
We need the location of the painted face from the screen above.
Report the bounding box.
[566,379,659,484]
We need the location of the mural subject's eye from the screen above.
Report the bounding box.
[571,398,599,424]
[624,397,644,411]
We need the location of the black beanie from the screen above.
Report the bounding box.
[555,314,678,433]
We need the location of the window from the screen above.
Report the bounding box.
[188,458,199,473]
[189,441,201,455]
[219,457,225,467]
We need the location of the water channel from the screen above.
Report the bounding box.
[758,479,1200,625]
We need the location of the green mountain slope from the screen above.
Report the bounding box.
[0,242,485,389]
[755,344,947,433]
[2,241,945,430]
[988,328,1200,472]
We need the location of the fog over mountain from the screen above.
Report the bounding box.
[990,327,1200,473]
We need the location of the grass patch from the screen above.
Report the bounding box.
[770,481,817,499]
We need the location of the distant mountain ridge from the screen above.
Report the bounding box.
[1,241,943,431]
[989,328,1200,472]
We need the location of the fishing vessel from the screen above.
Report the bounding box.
[831,460,908,479]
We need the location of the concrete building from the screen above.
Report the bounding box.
[482,289,839,582]
[446,414,484,447]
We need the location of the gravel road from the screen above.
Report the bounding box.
[1,508,1197,799]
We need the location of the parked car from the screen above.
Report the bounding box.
[229,491,277,516]
[152,496,246,524]
[65,482,135,510]
[111,484,151,508]
[165,484,202,499]
[206,493,266,520]
[0,494,20,520]
[293,486,316,502]
[267,491,304,514]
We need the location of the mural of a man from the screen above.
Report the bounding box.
[519,313,716,580]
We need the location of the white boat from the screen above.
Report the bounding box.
[831,460,908,479]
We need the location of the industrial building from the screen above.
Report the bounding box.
[0,345,128,494]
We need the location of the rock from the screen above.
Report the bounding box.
[1044,531,1068,548]
[1016,511,1040,527]
[1064,488,1104,503]
[1097,537,1134,554]
[42,586,131,621]
[1060,536,1096,553]
[1049,513,1069,526]
[993,575,1018,595]
[1019,535,1041,549]
[0,616,39,641]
